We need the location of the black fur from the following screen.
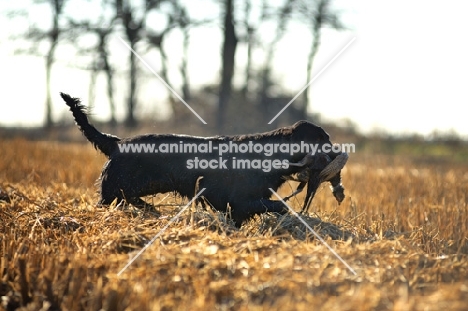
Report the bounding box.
[61,93,344,226]
[61,93,120,156]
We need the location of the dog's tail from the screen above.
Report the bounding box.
[60,92,120,158]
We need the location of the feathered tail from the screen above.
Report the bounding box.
[60,92,120,158]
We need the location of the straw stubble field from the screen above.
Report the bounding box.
[1,139,467,310]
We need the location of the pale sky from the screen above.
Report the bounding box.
[1,0,467,137]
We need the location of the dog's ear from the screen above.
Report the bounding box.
[291,121,330,143]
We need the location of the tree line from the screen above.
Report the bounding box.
[8,0,343,133]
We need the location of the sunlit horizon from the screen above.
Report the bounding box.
[1,0,468,138]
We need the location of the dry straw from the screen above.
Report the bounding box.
[1,140,467,310]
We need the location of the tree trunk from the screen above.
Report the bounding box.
[241,0,253,100]
[44,0,64,128]
[302,27,321,120]
[125,41,137,127]
[217,0,237,133]
[180,28,191,101]
[44,40,57,128]
[242,27,253,100]
[158,43,177,117]
[98,31,117,126]
[105,64,117,126]
[117,1,142,128]
[259,0,296,123]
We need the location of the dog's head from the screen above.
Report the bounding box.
[287,121,348,204]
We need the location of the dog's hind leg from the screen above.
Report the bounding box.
[100,183,153,208]
[126,197,154,208]
[230,199,289,227]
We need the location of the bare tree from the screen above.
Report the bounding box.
[22,0,68,128]
[7,0,121,127]
[177,5,191,101]
[239,0,266,100]
[62,1,118,125]
[113,0,160,127]
[172,3,213,106]
[146,28,175,112]
[259,0,297,123]
[115,0,182,127]
[146,1,212,122]
[114,0,142,127]
[91,25,118,125]
[146,4,178,116]
[44,0,66,127]
[299,0,344,119]
[69,18,118,126]
[217,0,238,132]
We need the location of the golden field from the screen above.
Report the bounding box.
[1,138,467,310]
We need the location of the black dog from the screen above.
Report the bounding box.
[61,93,346,226]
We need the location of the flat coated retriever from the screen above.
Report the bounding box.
[60,93,347,226]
